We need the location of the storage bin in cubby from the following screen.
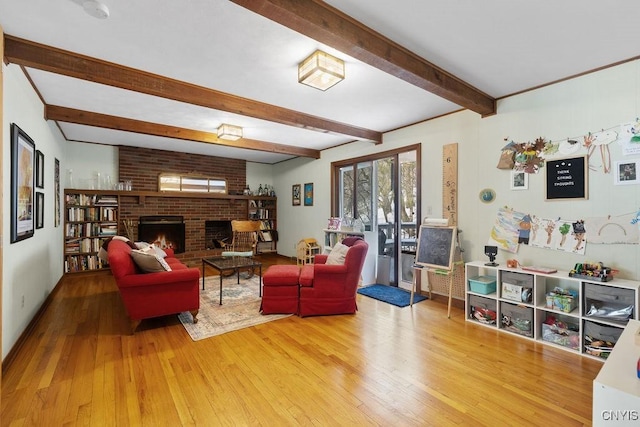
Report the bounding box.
[541,314,580,350]
[583,320,623,359]
[468,294,497,324]
[468,275,496,295]
[500,271,533,303]
[499,301,533,337]
[583,283,635,324]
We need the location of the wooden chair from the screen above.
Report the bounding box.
[222,220,261,277]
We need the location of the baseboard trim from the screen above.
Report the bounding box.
[2,276,64,374]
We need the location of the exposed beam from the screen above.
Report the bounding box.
[45,105,321,159]
[4,35,382,143]
[231,0,496,117]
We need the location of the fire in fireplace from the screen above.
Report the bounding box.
[138,216,186,253]
[205,220,232,249]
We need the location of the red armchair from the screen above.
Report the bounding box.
[298,237,368,317]
[107,239,200,333]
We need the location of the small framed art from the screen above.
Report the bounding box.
[614,160,640,185]
[36,150,44,189]
[304,183,313,206]
[510,170,528,190]
[36,192,44,229]
[292,184,301,206]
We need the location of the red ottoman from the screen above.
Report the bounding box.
[260,265,300,315]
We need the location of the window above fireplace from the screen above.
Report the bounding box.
[158,174,227,194]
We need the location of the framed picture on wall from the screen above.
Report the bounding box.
[36,150,45,189]
[10,123,35,243]
[36,192,44,229]
[292,184,301,206]
[614,160,640,185]
[510,170,528,190]
[303,182,314,206]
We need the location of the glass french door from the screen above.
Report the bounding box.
[334,145,419,287]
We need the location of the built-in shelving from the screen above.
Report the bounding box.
[247,196,277,254]
[64,190,119,273]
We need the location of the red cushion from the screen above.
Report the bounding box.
[299,265,314,287]
[263,265,300,286]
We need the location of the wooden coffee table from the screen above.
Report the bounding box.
[201,256,262,305]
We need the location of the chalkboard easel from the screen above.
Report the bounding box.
[415,225,457,269]
[414,225,461,318]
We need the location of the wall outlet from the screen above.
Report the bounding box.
[21,295,25,308]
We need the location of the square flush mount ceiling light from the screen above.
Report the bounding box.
[298,50,345,91]
[217,124,243,141]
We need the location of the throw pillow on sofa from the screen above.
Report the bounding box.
[130,249,172,273]
[135,241,168,258]
[98,236,137,262]
[326,242,350,265]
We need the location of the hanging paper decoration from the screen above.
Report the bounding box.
[497,137,547,173]
[500,118,640,175]
[488,206,526,253]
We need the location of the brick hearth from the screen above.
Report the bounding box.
[118,146,247,267]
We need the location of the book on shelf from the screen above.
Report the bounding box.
[95,196,118,205]
[260,231,273,242]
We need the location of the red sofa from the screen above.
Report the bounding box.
[107,239,200,333]
[298,237,368,317]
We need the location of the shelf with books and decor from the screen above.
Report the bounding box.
[247,196,277,253]
[64,190,120,273]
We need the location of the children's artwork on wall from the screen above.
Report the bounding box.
[529,217,558,249]
[513,137,547,174]
[619,120,640,156]
[526,216,588,254]
[488,206,525,253]
[584,214,640,244]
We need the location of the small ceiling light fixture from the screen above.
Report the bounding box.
[298,50,345,91]
[82,0,110,19]
[217,124,243,141]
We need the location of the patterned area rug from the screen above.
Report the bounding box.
[178,275,292,341]
[357,284,427,307]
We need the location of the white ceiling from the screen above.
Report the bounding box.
[1,0,639,164]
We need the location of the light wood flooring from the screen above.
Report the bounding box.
[2,255,601,426]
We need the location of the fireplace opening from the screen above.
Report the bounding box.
[138,215,186,253]
[205,220,232,249]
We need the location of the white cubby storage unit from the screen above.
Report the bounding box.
[465,261,640,361]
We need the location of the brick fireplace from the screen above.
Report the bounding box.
[118,146,247,266]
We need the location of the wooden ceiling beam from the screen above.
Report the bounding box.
[232,0,496,117]
[45,105,321,159]
[5,35,382,143]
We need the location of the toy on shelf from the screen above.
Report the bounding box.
[569,261,613,282]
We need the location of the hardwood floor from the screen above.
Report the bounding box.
[2,254,601,426]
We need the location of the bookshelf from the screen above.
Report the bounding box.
[247,196,277,253]
[64,190,119,273]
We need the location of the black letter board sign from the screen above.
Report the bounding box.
[545,156,588,200]
[415,226,457,270]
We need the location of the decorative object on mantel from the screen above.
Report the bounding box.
[122,219,136,241]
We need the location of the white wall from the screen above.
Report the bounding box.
[2,63,67,359]
[276,59,640,282]
[64,141,118,189]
